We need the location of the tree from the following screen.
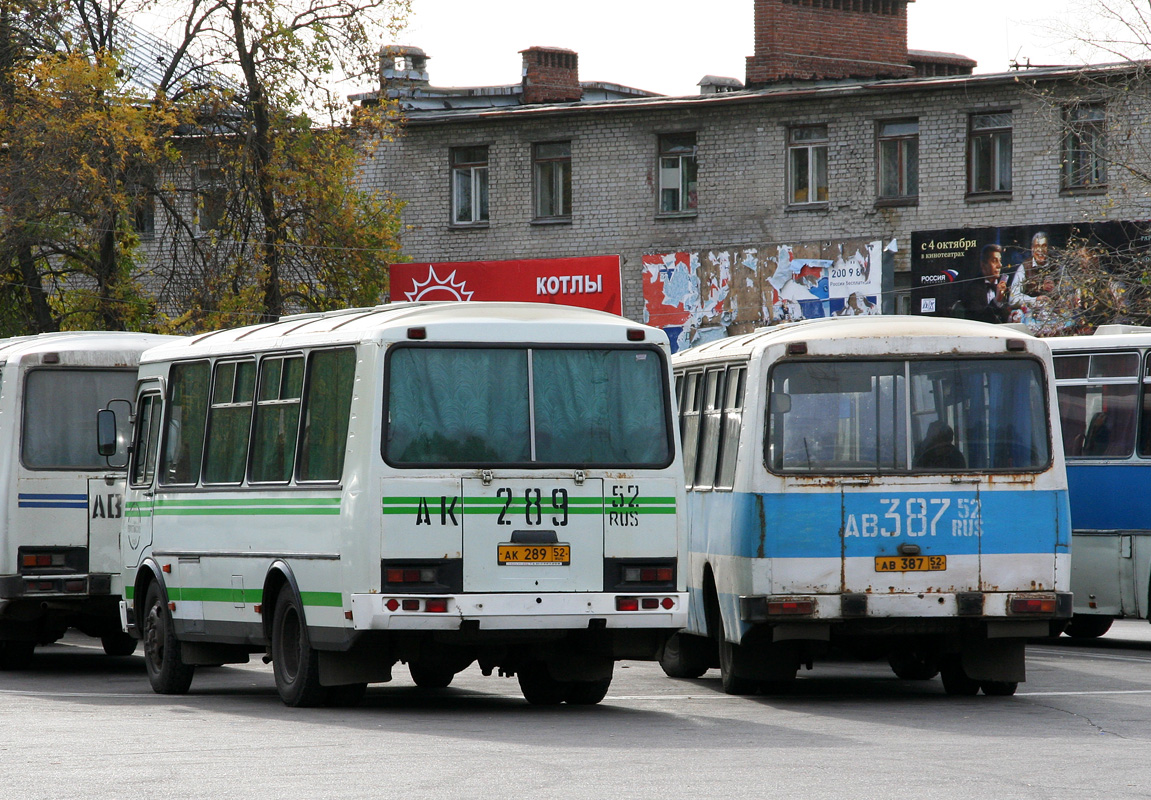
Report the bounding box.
[137,0,410,330]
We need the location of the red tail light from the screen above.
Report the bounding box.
[1010,596,1057,615]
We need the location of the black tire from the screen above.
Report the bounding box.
[0,640,35,670]
[141,582,195,694]
[659,632,712,679]
[101,631,138,657]
[408,661,455,689]
[717,638,758,696]
[980,680,1019,696]
[939,657,981,696]
[888,649,940,681]
[1065,615,1113,639]
[565,677,612,705]
[517,662,568,705]
[271,590,327,707]
[326,682,368,707]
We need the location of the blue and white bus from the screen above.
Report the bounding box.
[1047,326,1151,638]
[660,316,1071,696]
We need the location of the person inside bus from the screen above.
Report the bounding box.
[1082,411,1111,456]
[915,421,966,470]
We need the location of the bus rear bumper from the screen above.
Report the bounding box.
[350,592,688,631]
[739,591,1073,622]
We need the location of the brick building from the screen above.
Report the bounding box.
[357,0,1143,349]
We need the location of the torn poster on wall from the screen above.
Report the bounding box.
[643,239,884,352]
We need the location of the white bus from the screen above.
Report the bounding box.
[0,331,175,668]
[1046,326,1151,638]
[660,316,1071,696]
[111,302,686,706]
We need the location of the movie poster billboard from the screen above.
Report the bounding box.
[911,221,1151,335]
[389,255,623,316]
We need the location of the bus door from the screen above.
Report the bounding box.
[123,385,164,569]
[462,477,605,592]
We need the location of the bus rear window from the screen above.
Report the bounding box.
[385,346,671,467]
[23,369,137,469]
[767,358,1050,474]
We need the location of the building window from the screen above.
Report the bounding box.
[1063,104,1106,190]
[877,119,918,201]
[451,146,489,224]
[658,133,698,214]
[533,141,571,221]
[968,112,1012,195]
[788,125,828,205]
[196,167,227,235]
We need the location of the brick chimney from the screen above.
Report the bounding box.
[521,46,581,104]
[745,0,916,89]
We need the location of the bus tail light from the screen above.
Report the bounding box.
[768,599,814,616]
[381,559,462,594]
[623,566,674,584]
[384,597,452,613]
[1009,595,1057,615]
[386,567,437,584]
[617,596,677,612]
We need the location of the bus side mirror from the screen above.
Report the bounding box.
[772,393,792,414]
[96,409,118,457]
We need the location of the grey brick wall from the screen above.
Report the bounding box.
[362,73,1137,322]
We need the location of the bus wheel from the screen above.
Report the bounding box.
[271,591,326,707]
[1065,615,1113,639]
[888,649,940,680]
[659,633,711,679]
[0,640,35,670]
[717,638,758,696]
[980,680,1018,696]
[565,676,612,705]
[939,656,980,696]
[141,582,194,694]
[326,682,368,707]
[517,662,567,705]
[409,661,455,689]
[101,631,138,657]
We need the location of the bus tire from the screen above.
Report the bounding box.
[271,590,327,707]
[141,582,195,694]
[101,631,138,657]
[939,656,980,696]
[517,661,567,705]
[1064,615,1113,639]
[718,638,758,696]
[565,676,612,705]
[0,640,35,670]
[659,632,712,679]
[408,661,455,689]
[980,680,1018,696]
[888,649,940,681]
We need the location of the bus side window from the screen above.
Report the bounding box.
[680,372,702,489]
[298,348,356,482]
[715,366,745,490]
[160,361,210,486]
[250,355,304,483]
[203,360,256,485]
[131,393,163,486]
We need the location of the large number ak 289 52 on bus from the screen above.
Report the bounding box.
[0,332,176,668]
[660,316,1071,696]
[108,302,687,706]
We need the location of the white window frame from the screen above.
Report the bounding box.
[658,133,698,215]
[1062,104,1107,191]
[532,141,572,221]
[787,125,828,205]
[877,119,919,201]
[968,112,1013,195]
[450,146,489,225]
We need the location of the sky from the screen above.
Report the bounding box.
[388,0,1105,97]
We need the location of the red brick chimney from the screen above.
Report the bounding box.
[521,46,581,104]
[745,0,916,89]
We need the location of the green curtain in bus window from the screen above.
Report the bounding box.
[250,356,304,482]
[160,361,210,485]
[204,360,255,484]
[298,348,355,481]
[533,349,669,465]
[386,348,530,464]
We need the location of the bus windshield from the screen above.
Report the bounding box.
[767,358,1050,474]
[385,346,671,467]
[23,368,137,469]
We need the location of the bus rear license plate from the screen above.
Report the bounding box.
[498,544,571,566]
[875,555,947,572]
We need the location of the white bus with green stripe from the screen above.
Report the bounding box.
[114,302,686,706]
[0,331,176,669]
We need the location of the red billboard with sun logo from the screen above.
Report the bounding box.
[389,256,623,316]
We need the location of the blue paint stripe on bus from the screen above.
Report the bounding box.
[18,493,88,509]
[1066,463,1151,531]
[689,489,1070,559]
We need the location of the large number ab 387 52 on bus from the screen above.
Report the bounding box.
[662,316,1071,696]
[108,302,687,706]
